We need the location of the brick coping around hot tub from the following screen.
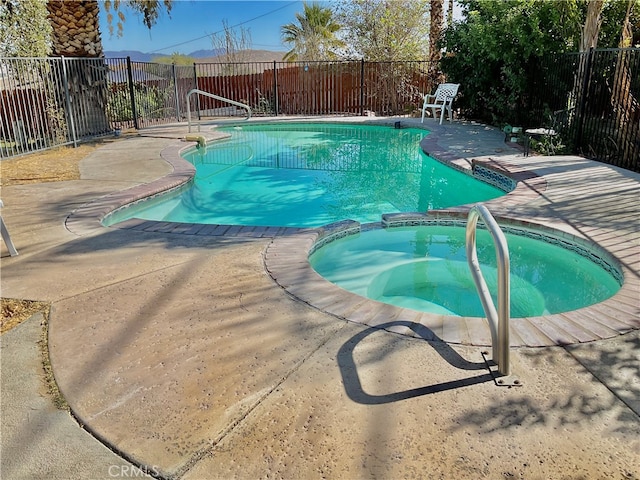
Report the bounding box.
[264,215,638,348]
[64,125,638,347]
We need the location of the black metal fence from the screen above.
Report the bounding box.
[1,52,638,172]
[106,58,196,130]
[528,48,639,172]
[1,57,111,157]
[193,60,429,117]
[0,57,430,159]
[0,57,200,158]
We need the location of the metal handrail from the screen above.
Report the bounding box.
[465,204,510,376]
[186,89,252,133]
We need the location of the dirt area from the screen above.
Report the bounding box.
[1,299,50,334]
[2,142,96,186]
[1,139,112,333]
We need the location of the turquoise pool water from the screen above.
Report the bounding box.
[110,123,505,228]
[309,226,621,318]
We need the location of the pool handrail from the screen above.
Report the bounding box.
[465,204,510,376]
[186,89,252,133]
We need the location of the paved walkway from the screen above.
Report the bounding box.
[1,117,639,480]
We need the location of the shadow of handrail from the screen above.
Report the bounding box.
[337,321,494,405]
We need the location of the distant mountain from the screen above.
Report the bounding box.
[105,49,228,61]
[104,50,168,62]
[105,49,286,63]
[196,50,286,63]
[189,49,225,58]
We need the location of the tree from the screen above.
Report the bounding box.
[428,0,445,91]
[598,0,640,47]
[46,1,104,56]
[46,0,173,58]
[152,52,195,65]
[104,0,173,35]
[335,0,429,60]
[580,0,605,51]
[210,19,253,72]
[281,2,343,61]
[43,1,173,136]
[611,0,638,166]
[572,0,605,136]
[440,0,583,125]
[0,0,52,57]
[334,0,429,115]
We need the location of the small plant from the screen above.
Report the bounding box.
[107,83,169,124]
[253,89,274,115]
[45,103,69,146]
[107,87,134,123]
[530,133,567,155]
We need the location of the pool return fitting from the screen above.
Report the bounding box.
[466,204,518,384]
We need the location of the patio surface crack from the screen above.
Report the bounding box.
[563,342,640,418]
[174,321,349,480]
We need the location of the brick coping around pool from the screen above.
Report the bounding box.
[66,121,545,238]
[65,121,639,347]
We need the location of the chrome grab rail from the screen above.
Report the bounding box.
[465,204,510,376]
[186,89,252,133]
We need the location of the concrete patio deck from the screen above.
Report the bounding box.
[1,117,639,480]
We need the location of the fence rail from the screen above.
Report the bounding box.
[529,48,639,172]
[1,57,431,159]
[1,52,638,172]
[1,56,114,157]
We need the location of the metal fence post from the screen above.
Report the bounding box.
[126,56,139,129]
[273,60,279,116]
[60,56,78,147]
[576,47,594,149]
[172,63,180,121]
[359,59,365,116]
[192,63,201,121]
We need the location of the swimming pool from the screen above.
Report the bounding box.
[106,123,507,228]
[309,223,622,318]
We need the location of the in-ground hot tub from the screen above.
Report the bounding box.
[308,218,622,319]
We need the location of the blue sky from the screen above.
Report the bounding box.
[98,1,312,54]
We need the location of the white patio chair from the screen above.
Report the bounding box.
[421,83,460,125]
[0,199,18,256]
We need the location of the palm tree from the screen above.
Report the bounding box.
[428,0,445,91]
[611,0,638,163]
[46,1,104,56]
[46,0,172,57]
[44,1,172,135]
[281,2,343,61]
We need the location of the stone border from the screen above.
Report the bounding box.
[264,214,638,348]
[66,138,306,239]
[64,121,638,347]
[66,120,541,238]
